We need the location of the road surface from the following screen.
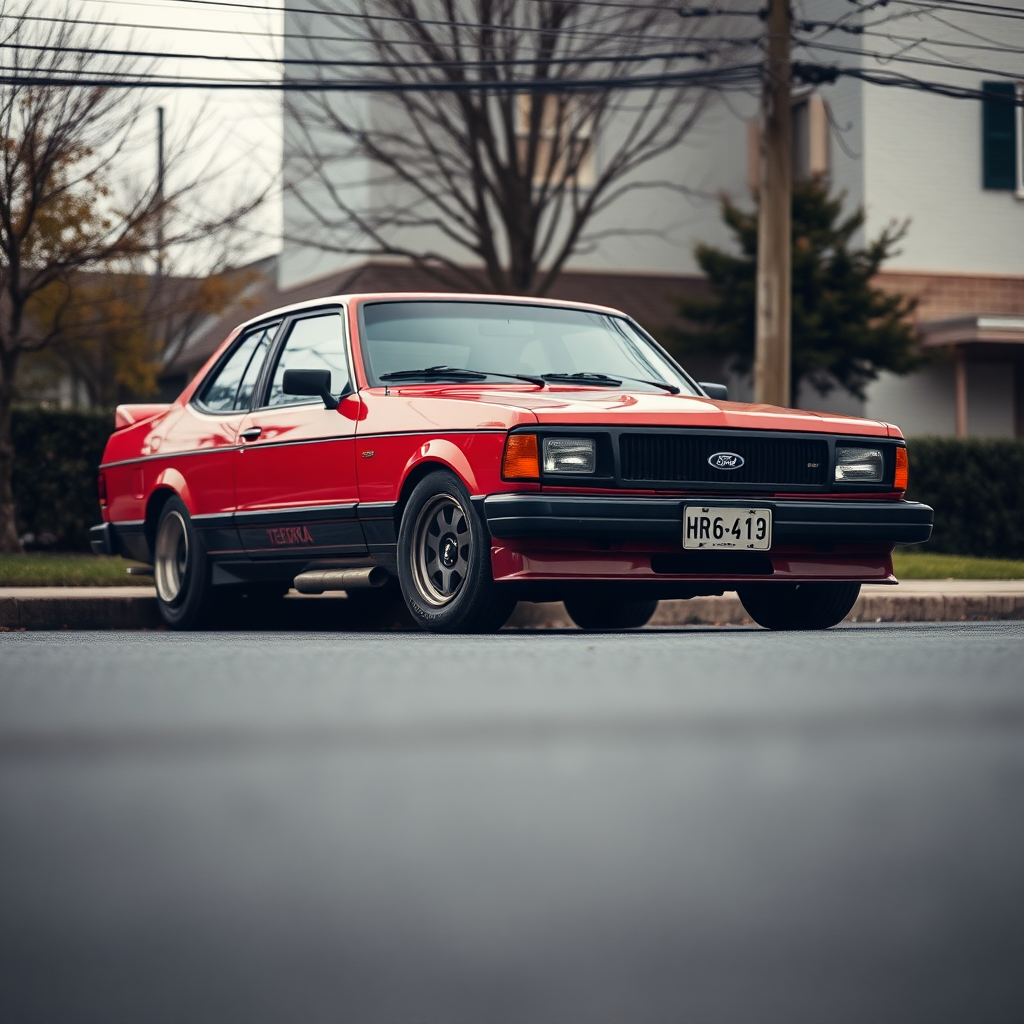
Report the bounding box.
[1,623,1022,1023]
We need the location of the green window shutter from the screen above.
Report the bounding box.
[982,81,1016,190]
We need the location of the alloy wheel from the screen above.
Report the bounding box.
[411,493,472,606]
[154,510,189,605]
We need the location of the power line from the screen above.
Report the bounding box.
[68,0,729,45]
[0,39,747,70]
[794,61,1024,104]
[797,38,1021,82]
[846,0,1024,24]
[0,61,764,91]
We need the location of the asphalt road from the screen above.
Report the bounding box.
[1,623,1023,1024]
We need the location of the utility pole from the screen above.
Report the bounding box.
[155,106,165,285]
[754,0,792,407]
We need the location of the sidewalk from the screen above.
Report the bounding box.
[2,581,1023,630]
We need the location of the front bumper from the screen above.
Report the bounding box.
[483,494,934,547]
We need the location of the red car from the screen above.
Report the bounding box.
[92,293,933,632]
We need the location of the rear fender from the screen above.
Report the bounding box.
[149,468,195,515]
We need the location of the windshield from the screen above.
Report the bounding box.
[359,301,700,394]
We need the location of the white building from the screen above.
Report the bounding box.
[278,0,1024,438]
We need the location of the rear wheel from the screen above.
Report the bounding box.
[153,496,215,629]
[397,470,517,633]
[737,582,861,631]
[563,593,659,631]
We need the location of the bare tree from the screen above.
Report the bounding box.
[0,2,264,552]
[285,0,749,295]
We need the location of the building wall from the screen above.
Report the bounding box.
[860,11,1024,276]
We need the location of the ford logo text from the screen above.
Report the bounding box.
[708,451,745,470]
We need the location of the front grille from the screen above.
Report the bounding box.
[620,432,829,488]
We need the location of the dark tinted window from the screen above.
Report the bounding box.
[267,312,349,407]
[199,323,278,412]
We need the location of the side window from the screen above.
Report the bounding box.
[235,325,276,410]
[199,323,277,412]
[266,312,350,407]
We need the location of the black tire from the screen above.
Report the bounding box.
[737,581,861,631]
[563,593,659,630]
[397,470,517,633]
[152,496,216,629]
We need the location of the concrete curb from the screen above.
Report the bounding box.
[510,590,1024,628]
[2,584,1023,631]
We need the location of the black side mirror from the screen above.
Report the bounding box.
[699,381,729,401]
[282,368,341,410]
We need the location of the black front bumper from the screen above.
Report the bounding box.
[483,495,933,546]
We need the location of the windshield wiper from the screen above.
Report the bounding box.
[540,372,680,394]
[379,365,545,387]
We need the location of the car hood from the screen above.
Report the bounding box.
[405,385,895,438]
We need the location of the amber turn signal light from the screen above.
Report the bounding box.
[502,433,539,479]
[894,447,908,491]
[97,471,107,508]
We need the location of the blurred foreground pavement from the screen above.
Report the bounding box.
[1,623,1022,1023]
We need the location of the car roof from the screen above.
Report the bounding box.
[232,291,629,334]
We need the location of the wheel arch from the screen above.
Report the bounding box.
[144,470,193,552]
[393,441,479,526]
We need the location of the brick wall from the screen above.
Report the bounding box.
[875,270,1024,322]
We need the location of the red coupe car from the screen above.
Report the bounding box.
[92,294,933,632]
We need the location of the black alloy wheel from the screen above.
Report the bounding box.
[397,470,517,633]
[563,593,659,630]
[153,495,216,629]
[736,581,861,630]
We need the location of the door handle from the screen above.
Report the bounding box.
[240,427,263,442]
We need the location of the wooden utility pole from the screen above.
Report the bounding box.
[754,0,792,407]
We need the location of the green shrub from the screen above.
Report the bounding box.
[906,437,1024,559]
[12,408,112,551]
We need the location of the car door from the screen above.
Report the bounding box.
[158,320,279,557]
[233,307,366,558]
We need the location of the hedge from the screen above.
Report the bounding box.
[12,408,111,551]
[7,411,1024,557]
[905,437,1024,559]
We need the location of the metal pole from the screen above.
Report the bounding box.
[754,0,792,408]
[156,106,165,283]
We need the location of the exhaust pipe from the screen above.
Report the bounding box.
[293,566,389,594]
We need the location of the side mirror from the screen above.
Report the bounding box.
[699,381,729,401]
[282,368,341,410]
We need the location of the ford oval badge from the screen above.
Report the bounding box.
[708,451,744,470]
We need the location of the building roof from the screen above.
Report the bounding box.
[162,258,708,379]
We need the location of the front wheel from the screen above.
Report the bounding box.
[397,471,517,633]
[737,582,861,631]
[153,496,215,629]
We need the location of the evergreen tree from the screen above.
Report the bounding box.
[667,182,924,403]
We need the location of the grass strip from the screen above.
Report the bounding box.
[0,554,152,587]
[893,550,1024,580]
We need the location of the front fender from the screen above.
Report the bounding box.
[401,438,481,495]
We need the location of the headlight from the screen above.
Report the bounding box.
[835,446,884,483]
[543,437,596,474]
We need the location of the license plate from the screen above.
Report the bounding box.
[683,506,772,550]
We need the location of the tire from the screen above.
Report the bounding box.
[563,593,659,630]
[153,496,216,629]
[397,470,517,633]
[737,581,861,631]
